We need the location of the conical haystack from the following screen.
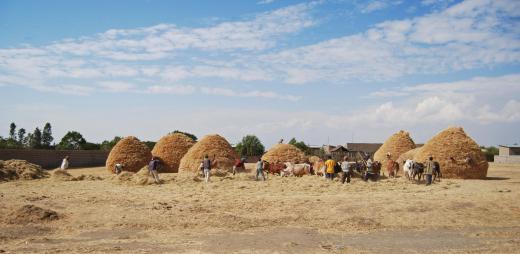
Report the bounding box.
[374,130,416,166]
[414,127,488,179]
[178,134,238,173]
[151,133,195,173]
[308,156,321,164]
[397,147,421,166]
[262,144,306,164]
[106,136,152,173]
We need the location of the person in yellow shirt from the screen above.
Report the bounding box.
[325,155,336,180]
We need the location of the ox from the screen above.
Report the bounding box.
[281,162,312,177]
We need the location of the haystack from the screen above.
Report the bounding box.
[374,130,416,166]
[178,134,238,174]
[0,160,48,181]
[397,147,421,166]
[151,133,195,173]
[308,156,321,164]
[414,127,488,179]
[262,144,306,164]
[106,136,152,173]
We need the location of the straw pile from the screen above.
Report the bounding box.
[151,133,195,173]
[179,134,238,174]
[0,160,49,182]
[414,127,488,179]
[308,156,321,164]
[397,147,421,167]
[262,144,306,164]
[374,130,415,166]
[7,205,59,224]
[106,136,152,173]
[51,169,102,181]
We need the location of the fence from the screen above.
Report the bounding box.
[0,149,109,169]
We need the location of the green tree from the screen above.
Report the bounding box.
[0,136,6,149]
[235,135,265,156]
[82,142,101,150]
[9,122,16,140]
[142,141,156,150]
[172,130,197,141]
[288,137,311,155]
[17,128,26,146]
[42,122,54,148]
[57,131,86,150]
[481,146,499,162]
[29,127,43,149]
[100,136,122,151]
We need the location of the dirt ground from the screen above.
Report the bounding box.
[1,163,519,253]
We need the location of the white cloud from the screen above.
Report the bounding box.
[145,85,196,95]
[362,1,403,13]
[264,0,520,84]
[257,0,275,5]
[200,87,300,101]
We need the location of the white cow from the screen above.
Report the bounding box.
[403,159,414,180]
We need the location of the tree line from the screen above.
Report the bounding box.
[0,122,315,157]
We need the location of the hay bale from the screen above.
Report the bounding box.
[262,144,306,164]
[414,127,488,179]
[106,136,152,173]
[179,134,238,174]
[0,160,48,181]
[7,205,59,224]
[151,133,195,173]
[374,130,416,166]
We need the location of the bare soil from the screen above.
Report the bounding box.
[0,163,519,253]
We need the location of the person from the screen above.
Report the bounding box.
[201,154,212,183]
[363,156,374,181]
[278,138,284,144]
[233,158,246,175]
[114,163,123,174]
[423,155,435,185]
[340,156,352,184]
[386,154,397,178]
[148,157,161,184]
[255,158,266,181]
[325,155,336,180]
[60,156,70,170]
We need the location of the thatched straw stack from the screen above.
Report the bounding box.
[151,133,195,173]
[0,160,48,181]
[308,156,321,164]
[397,147,421,166]
[262,144,306,164]
[414,127,488,179]
[374,130,416,166]
[178,134,238,174]
[106,136,152,173]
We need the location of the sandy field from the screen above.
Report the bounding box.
[1,163,519,253]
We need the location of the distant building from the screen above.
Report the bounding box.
[494,145,520,163]
[345,143,382,157]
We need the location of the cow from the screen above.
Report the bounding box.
[433,161,442,182]
[403,159,414,180]
[281,162,311,177]
[411,162,424,182]
[386,159,399,178]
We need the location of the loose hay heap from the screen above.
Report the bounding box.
[262,144,306,164]
[51,169,102,181]
[374,130,416,166]
[414,127,488,179]
[179,134,238,174]
[152,133,195,173]
[308,156,321,164]
[7,205,59,224]
[106,136,152,173]
[0,160,48,182]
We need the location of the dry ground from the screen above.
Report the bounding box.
[0,163,519,253]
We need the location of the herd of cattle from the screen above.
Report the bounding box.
[260,159,442,182]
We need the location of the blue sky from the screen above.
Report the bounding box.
[0,0,519,147]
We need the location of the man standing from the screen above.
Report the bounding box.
[60,156,70,170]
[423,155,435,185]
[325,155,336,180]
[364,156,374,181]
[255,158,265,181]
[148,157,161,184]
[202,155,212,183]
[340,156,352,184]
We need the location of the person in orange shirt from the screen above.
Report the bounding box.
[325,155,336,180]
